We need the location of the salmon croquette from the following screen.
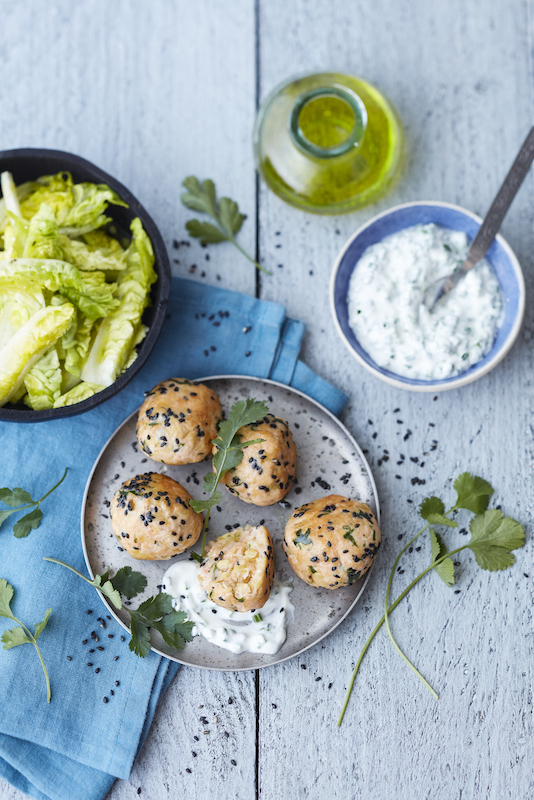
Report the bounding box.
[217,414,297,506]
[198,525,275,612]
[110,473,202,560]
[137,378,222,465]
[282,494,381,589]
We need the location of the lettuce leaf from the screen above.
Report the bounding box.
[19,171,75,224]
[60,270,119,320]
[24,345,62,409]
[81,218,156,386]
[53,380,103,407]
[0,303,76,406]
[0,258,84,293]
[0,289,45,351]
[58,183,128,236]
[23,203,64,260]
[60,234,128,272]
[63,313,96,377]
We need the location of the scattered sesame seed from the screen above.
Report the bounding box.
[66,656,72,661]
[103,697,108,703]
[231,759,237,766]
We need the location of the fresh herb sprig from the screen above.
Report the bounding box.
[0,579,52,702]
[180,176,271,275]
[44,560,194,658]
[0,468,68,538]
[338,473,525,726]
[189,398,269,558]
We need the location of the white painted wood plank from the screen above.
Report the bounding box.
[257,0,534,798]
[0,2,257,800]
[0,0,258,296]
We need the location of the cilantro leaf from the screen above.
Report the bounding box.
[190,398,269,556]
[2,626,32,649]
[99,581,122,610]
[34,608,52,640]
[13,507,43,538]
[420,496,458,528]
[110,566,147,599]
[190,490,222,514]
[454,473,494,514]
[129,615,151,657]
[429,529,455,586]
[218,197,244,237]
[0,469,67,539]
[0,579,15,619]
[0,578,51,702]
[0,488,34,507]
[180,176,271,274]
[185,219,229,245]
[0,509,17,530]
[135,593,174,620]
[467,509,525,571]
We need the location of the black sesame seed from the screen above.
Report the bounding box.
[103,697,108,703]
[66,656,72,661]
[231,760,237,766]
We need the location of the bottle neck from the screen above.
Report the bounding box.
[289,86,367,159]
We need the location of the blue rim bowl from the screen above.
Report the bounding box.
[330,201,525,392]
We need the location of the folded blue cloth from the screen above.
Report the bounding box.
[0,276,348,800]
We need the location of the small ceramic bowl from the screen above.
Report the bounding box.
[0,148,171,421]
[330,201,525,392]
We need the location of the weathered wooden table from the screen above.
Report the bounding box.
[2,1,533,798]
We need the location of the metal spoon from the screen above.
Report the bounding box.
[423,126,534,310]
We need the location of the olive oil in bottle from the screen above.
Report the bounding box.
[253,71,403,215]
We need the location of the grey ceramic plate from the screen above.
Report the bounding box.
[82,375,380,670]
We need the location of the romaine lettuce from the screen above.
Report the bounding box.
[23,203,63,260]
[0,302,76,406]
[53,380,103,407]
[0,258,84,293]
[0,289,45,351]
[59,183,128,236]
[81,218,156,387]
[24,346,62,409]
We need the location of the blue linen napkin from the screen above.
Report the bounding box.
[0,276,348,800]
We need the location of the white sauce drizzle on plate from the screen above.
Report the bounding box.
[162,560,294,655]
[347,223,504,380]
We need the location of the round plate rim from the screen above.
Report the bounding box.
[81,374,380,671]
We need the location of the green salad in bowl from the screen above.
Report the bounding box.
[0,169,157,411]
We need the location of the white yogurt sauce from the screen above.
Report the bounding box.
[162,560,294,655]
[347,223,504,380]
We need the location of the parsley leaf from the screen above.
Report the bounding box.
[454,473,494,514]
[189,398,269,556]
[420,496,458,528]
[0,469,67,538]
[467,509,525,571]
[181,176,271,274]
[0,578,52,702]
[339,472,525,727]
[110,566,147,598]
[429,529,455,586]
[13,507,43,539]
[44,559,194,658]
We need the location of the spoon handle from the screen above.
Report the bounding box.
[464,126,534,269]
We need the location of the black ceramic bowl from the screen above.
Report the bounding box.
[0,148,171,422]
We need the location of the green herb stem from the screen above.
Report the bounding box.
[338,542,468,726]
[38,467,68,503]
[13,615,51,703]
[382,506,456,700]
[230,237,271,275]
[43,557,93,584]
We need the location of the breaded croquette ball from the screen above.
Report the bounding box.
[110,473,202,560]
[198,525,275,611]
[137,378,222,465]
[218,413,297,506]
[282,494,381,589]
